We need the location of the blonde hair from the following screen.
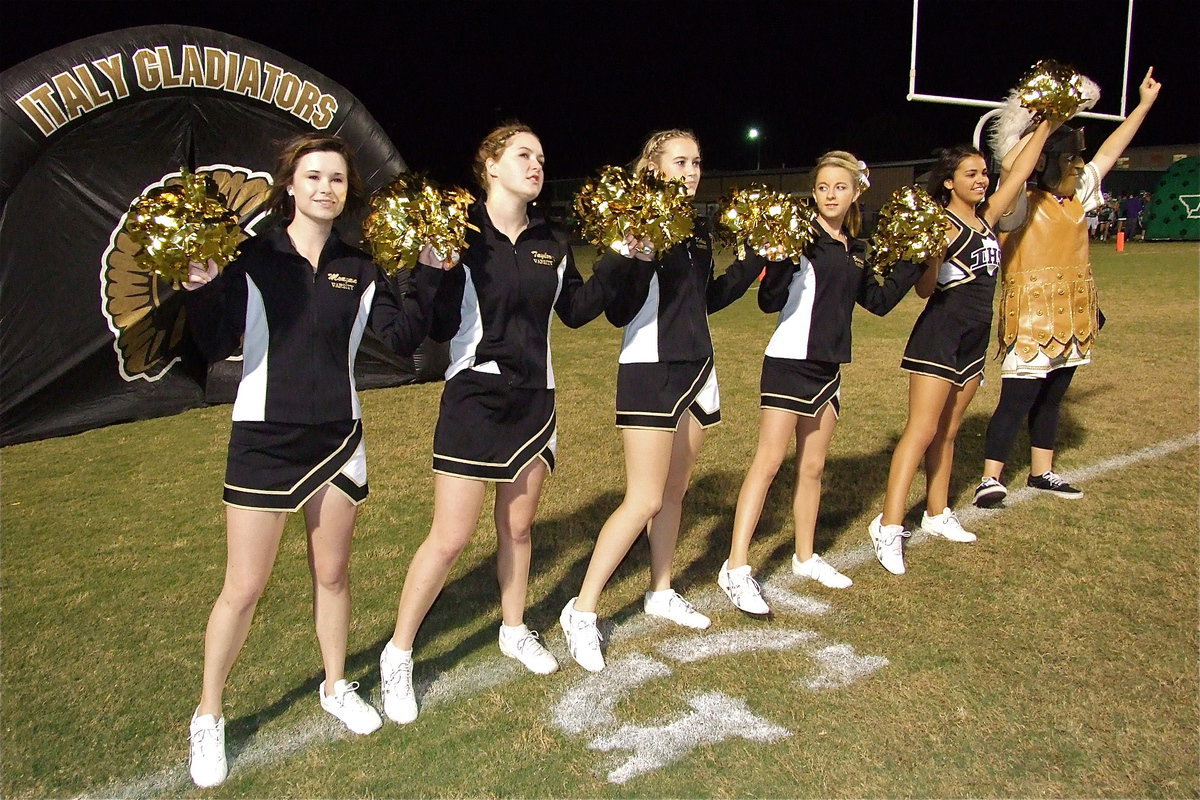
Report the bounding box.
[472,122,535,192]
[632,129,699,174]
[811,150,869,236]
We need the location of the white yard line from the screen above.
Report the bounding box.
[87,432,1198,797]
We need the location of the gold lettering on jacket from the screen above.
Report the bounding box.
[326,273,358,291]
[530,250,556,266]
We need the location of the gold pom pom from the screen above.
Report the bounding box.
[714,184,818,262]
[870,185,948,273]
[1018,59,1089,121]
[363,174,473,273]
[573,166,695,254]
[123,168,243,285]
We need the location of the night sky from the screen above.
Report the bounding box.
[2,0,1195,187]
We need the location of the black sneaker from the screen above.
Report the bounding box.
[1026,471,1083,499]
[973,477,1008,508]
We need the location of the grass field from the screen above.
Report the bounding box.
[2,241,1197,798]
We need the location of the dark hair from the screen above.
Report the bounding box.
[473,121,536,192]
[264,133,365,220]
[926,144,985,206]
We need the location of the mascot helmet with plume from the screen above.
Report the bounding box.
[988,63,1101,194]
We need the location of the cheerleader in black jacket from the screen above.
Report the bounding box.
[182,134,447,787]
[379,124,636,720]
[868,119,1056,575]
[559,129,764,671]
[718,152,926,613]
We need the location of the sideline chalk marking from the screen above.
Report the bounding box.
[657,628,817,663]
[588,692,791,785]
[805,643,890,690]
[554,627,886,783]
[553,653,672,735]
[86,432,1198,797]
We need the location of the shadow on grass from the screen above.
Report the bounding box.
[950,390,1088,482]
[226,487,626,740]
[227,390,1091,740]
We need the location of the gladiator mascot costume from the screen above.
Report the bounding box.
[974,65,1160,506]
[997,123,1101,370]
[976,81,1103,503]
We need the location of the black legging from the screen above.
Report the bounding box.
[983,367,1077,464]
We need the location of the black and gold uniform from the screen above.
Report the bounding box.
[185,226,443,510]
[900,209,1001,385]
[428,202,632,481]
[759,228,923,415]
[607,219,763,429]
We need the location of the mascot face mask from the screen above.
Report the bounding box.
[1037,124,1087,196]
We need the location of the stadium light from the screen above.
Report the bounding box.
[746,127,761,171]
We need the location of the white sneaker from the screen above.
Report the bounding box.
[868,514,910,575]
[379,644,417,724]
[319,679,383,735]
[920,507,977,543]
[643,589,711,629]
[717,560,770,614]
[499,624,559,675]
[559,598,605,672]
[188,709,227,788]
[792,553,853,588]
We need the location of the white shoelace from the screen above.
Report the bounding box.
[568,617,603,652]
[331,681,369,709]
[808,557,840,581]
[1041,471,1069,488]
[382,658,414,696]
[876,528,912,547]
[190,723,222,757]
[732,572,764,601]
[513,630,548,656]
[667,593,698,615]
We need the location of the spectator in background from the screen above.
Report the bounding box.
[1096,195,1114,240]
[1123,191,1144,239]
[1106,195,1122,240]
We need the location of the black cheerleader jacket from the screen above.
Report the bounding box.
[185,225,443,423]
[429,201,634,388]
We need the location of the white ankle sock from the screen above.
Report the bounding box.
[384,641,412,661]
[500,623,528,639]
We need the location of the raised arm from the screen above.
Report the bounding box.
[1089,67,1161,180]
[982,118,1056,227]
